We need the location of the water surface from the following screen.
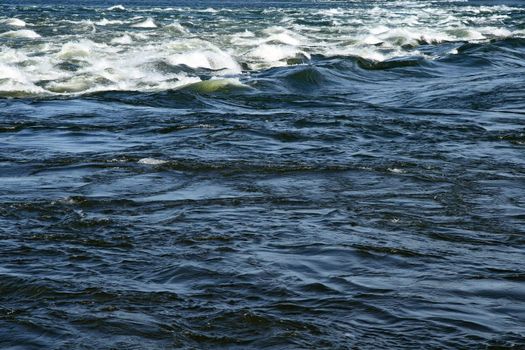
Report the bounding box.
[1,0,525,348]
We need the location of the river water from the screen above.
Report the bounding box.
[1,0,524,348]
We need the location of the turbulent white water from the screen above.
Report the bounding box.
[0,1,523,96]
[2,18,26,27]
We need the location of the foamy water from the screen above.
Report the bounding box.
[0,1,523,96]
[1,1,525,348]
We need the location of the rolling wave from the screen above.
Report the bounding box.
[0,1,524,97]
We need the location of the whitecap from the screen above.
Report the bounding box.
[131,17,157,29]
[369,25,389,35]
[45,75,102,93]
[0,47,29,64]
[57,41,94,59]
[95,18,124,26]
[0,29,40,39]
[0,63,46,95]
[388,168,405,174]
[0,63,26,81]
[317,8,345,17]
[203,8,218,13]
[248,44,309,66]
[2,18,26,27]
[238,30,255,38]
[165,22,187,34]
[266,32,302,46]
[482,27,512,38]
[107,4,125,11]
[331,45,388,62]
[363,35,383,46]
[138,158,167,165]
[180,78,249,93]
[167,49,241,74]
[110,34,133,45]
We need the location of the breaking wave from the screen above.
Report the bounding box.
[0,1,523,97]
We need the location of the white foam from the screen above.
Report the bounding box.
[168,49,241,74]
[0,47,29,64]
[482,27,512,38]
[317,8,345,17]
[107,5,125,11]
[165,22,187,33]
[239,30,255,38]
[370,25,389,35]
[388,168,405,174]
[0,29,40,39]
[95,18,124,26]
[0,1,521,98]
[248,44,308,66]
[45,75,103,93]
[57,40,94,59]
[363,35,383,46]
[131,32,149,41]
[0,63,46,95]
[266,32,302,46]
[110,34,133,45]
[262,27,305,45]
[138,158,167,165]
[131,17,157,28]
[2,18,26,27]
[0,63,26,81]
[180,77,249,93]
[332,45,389,62]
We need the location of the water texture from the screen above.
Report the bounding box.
[1,0,524,348]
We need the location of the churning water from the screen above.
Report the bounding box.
[1,0,524,348]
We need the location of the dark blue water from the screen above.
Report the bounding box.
[1,0,525,348]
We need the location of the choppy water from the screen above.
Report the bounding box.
[1,0,525,348]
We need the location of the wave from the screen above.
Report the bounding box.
[110,34,133,45]
[167,48,242,74]
[248,44,310,68]
[0,29,40,39]
[0,1,523,99]
[131,17,157,29]
[1,18,26,27]
[0,36,523,99]
[94,18,125,26]
[165,22,187,34]
[180,78,250,94]
[107,5,125,11]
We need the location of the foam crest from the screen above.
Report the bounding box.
[317,8,346,17]
[262,27,305,46]
[131,18,157,29]
[180,77,248,93]
[0,1,523,98]
[0,29,40,39]
[0,63,46,95]
[138,158,167,165]
[0,63,26,81]
[57,40,97,59]
[376,28,455,47]
[107,5,125,11]
[248,44,309,67]
[165,22,187,34]
[167,46,241,74]
[45,74,110,93]
[0,47,29,64]
[2,18,26,27]
[110,34,133,45]
[95,18,125,26]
